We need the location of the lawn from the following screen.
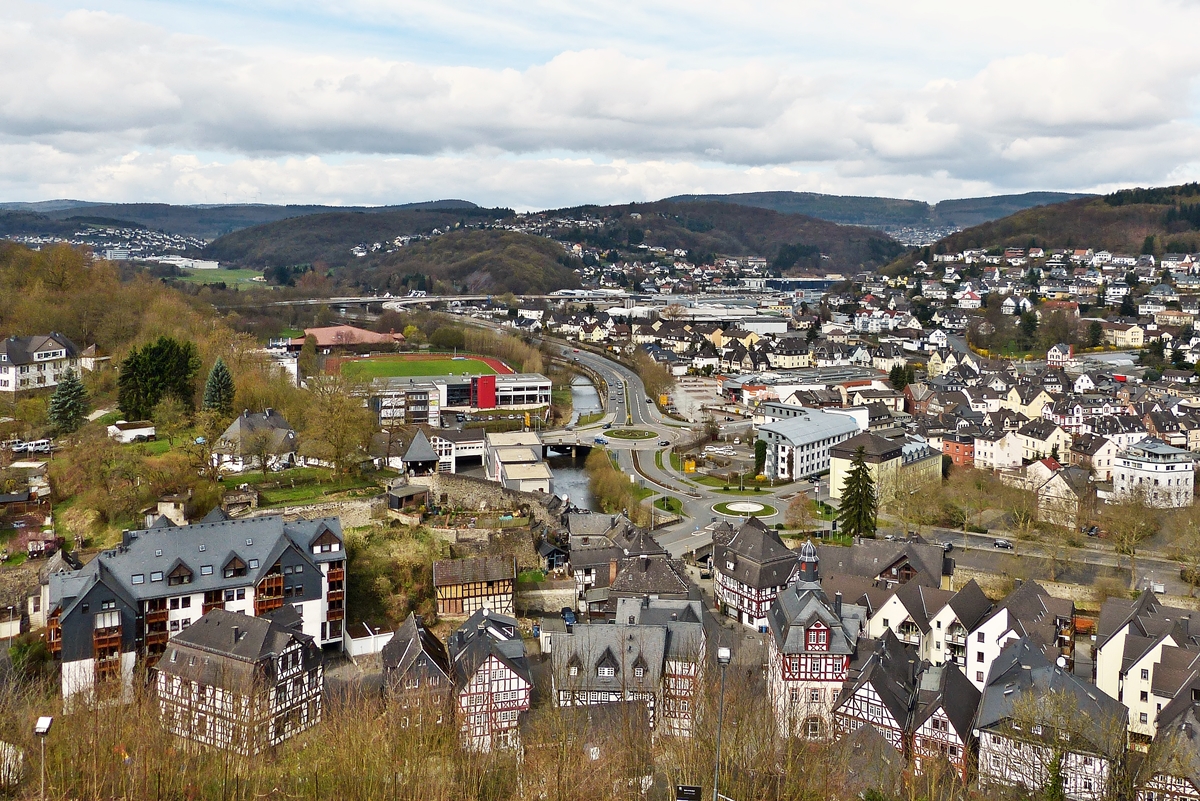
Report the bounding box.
[653,496,683,514]
[608,428,655,440]
[175,268,265,286]
[713,500,777,517]
[342,356,497,380]
[220,467,379,507]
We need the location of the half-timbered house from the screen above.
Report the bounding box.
[816,537,953,590]
[47,515,345,707]
[448,609,532,751]
[381,612,453,725]
[765,541,867,739]
[910,662,981,780]
[831,630,920,752]
[1137,695,1200,801]
[155,609,323,755]
[975,637,1126,801]
[714,517,800,629]
[433,555,516,617]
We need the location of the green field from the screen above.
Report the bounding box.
[342,357,498,379]
[176,268,265,286]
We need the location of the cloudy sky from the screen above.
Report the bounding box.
[3,0,1200,209]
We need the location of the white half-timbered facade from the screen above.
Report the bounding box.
[448,609,532,751]
[1137,697,1200,801]
[975,638,1126,801]
[765,542,866,739]
[831,631,917,752]
[155,609,323,755]
[910,663,980,780]
[713,517,799,630]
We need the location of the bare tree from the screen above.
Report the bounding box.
[1102,490,1158,590]
[303,375,376,475]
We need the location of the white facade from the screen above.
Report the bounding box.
[758,409,862,481]
[1112,439,1195,509]
[979,730,1111,801]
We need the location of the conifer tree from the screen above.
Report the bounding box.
[47,369,90,434]
[202,357,236,416]
[837,446,877,539]
[888,363,909,390]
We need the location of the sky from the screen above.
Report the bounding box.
[3,0,1200,209]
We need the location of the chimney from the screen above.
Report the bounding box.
[265,407,274,417]
[609,559,619,585]
[835,591,843,618]
[242,409,249,418]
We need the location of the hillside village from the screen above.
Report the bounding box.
[8,198,1200,799]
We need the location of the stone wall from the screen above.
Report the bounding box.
[408,473,562,531]
[246,497,385,529]
[516,580,577,615]
[952,564,1200,613]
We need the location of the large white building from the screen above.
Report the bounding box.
[757,408,862,481]
[46,512,345,706]
[0,333,81,396]
[1112,437,1195,508]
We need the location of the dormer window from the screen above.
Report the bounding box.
[569,666,579,676]
[634,666,645,678]
[223,556,248,579]
[168,563,193,586]
[598,666,615,678]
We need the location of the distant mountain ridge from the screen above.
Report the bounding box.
[663,190,1092,229]
[0,199,479,239]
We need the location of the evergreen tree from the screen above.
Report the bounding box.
[117,336,201,420]
[888,364,909,390]
[47,370,89,434]
[837,446,877,539]
[202,357,236,415]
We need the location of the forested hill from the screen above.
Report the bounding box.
[536,199,906,270]
[0,199,479,240]
[893,183,1200,264]
[664,190,1090,229]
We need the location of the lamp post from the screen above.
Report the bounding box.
[34,716,52,801]
[5,605,14,646]
[712,646,731,801]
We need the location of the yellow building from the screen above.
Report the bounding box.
[829,432,941,503]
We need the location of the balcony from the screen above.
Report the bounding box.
[146,630,169,647]
[327,608,344,622]
[327,590,344,603]
[146,609,169,625]
[328,568,345,583]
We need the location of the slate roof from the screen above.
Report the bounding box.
[402,430,439,463]
[831,431,904,462]
[768,579,865,656]
[974,637,1126,752]
[448,609,531,690]
[892,582,955,634]
[0,333,78,365]
[814,539,949,586]
[714,517,799,590]
[552,623,667,694]
[836,630,920,730]
[381,612,452,682]
[215,409,297,456]
[609,555,692,598]
[432,555,515,587]
[912,662,981,739]
[157,608,318,694]
[1096,591,1200,652]
[946,579,992,631]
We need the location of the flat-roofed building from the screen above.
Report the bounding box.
[757,408,862,481]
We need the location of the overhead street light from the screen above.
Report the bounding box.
[34,716,52,801]
[713,646,732,801]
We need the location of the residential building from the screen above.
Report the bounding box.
[1112,438,1196,509]
[975,638,1126,801]
[829,432,940,503]
[448,609,533,751]
[484,431,553,493]
[713,517,800,629]
[816,538,953,591]
[910,663,982,780]
[155,608,323,755]
[0,333,81,396]
[212,409,299,474]
[765,543,867,739]
[381,612,453,724]
[965,580,1075,690]
[757,408,862,481]
[47,515,345,706]
[1017,419,1072,463]
[924,580,992,668]
[831,630,919,752]
[433,555,516,617]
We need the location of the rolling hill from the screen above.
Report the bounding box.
[664,190,1091,229]
[897,183,1200,265]
[0,200,479,240]
[341,229,582,295]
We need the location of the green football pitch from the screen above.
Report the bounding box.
[341,357,498,379]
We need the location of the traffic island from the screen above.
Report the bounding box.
[712,500,777,517]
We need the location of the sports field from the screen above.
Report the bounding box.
[341,356,499,379]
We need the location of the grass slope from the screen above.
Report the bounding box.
[342,356,497,379]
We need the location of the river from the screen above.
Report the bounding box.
[547,377,603,510]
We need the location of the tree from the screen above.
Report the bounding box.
[117,336,201,420]
[785,493,817,532]
[888,363,909,391]
[152,395,189,447]
[1087,320,1104,348]
[402,325,423,346]
[47,369,89,434]
[429,326,465,351]
[243,427,281,477]
[1172,506,1200,597]
[302,375,376,475]
[298,334,318,379]
[182,409,229,483]
[754,439,767,475]
[836,447,877,539]
[1120,293,1136,318]
[202,357,236,416]
[1102,491,1159,590]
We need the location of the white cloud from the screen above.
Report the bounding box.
[2,1,1200,206]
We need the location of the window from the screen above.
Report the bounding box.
[155,549,163,557]
[151,571,163,582]
[977,671,984,682]
[598,666,615,677]
[977,632,985,642]
[181,597,190,608]
[198,544,206,552]
[170,598,180,610]
[634,667,645,678]
[569,666,578,677]
[101,599,115,611]
[809,689,821,703]
[201,566,213,576]
[976,652,984,662]
[248,559,260,569]
[294,565,302,573]
[882,619,889,628]
[237,589,245,600]
[132,574,145,585]
[225,590,235,602]
[1140,712,1149,724]
[284,566,293,575]
[170,620,180,631]
[1141,690,1149,702]
[1142,668,1150,680]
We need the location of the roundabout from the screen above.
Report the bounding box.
[713,500,777,517]
[606,428,656,440]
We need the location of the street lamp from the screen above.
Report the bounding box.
[34,716,52,801]
[5,606,14,646]
[712,646,731,801]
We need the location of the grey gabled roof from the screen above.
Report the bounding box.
[974,637,1126,753]
[215,409,297,456]
[381,612,452,682]
[715,517,799,590]
[0,333,78,365]
[402,429,439,463]
[448,610,531,690]
[156,608,317,694]
[767,581,864,656]
[946,580,992,631]
[835,630,919,731]
[912,662,981,740]
[552,623,667,695]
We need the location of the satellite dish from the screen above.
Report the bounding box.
[1056,656,1068,669]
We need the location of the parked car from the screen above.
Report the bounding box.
[941,541,954,552]
[993,538,1014,550]
[560,607,577,626]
